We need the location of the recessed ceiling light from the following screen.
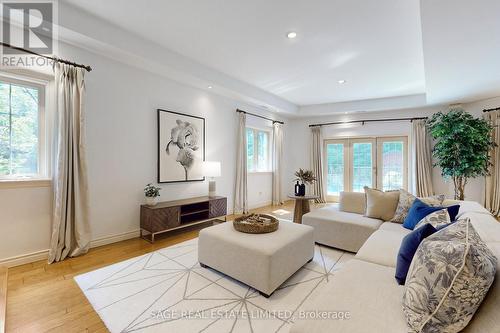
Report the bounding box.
[207,85,213,89]
[287,32,297,39]
[338,80,346,84]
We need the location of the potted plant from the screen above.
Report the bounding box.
[144,183,161,206]
[427,107,496,200]
[294,168,317,196]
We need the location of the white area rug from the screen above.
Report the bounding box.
[75,237,353,333]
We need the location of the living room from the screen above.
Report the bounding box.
[0,1,499,332]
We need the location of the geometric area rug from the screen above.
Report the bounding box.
[75,238,353,333]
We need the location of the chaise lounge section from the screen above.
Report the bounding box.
[291,200,500,332]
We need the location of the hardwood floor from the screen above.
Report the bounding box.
[5,201,307,333]
[1,266,7,333]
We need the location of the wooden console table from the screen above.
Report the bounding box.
[140,196,227,243]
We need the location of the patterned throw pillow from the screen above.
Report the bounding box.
[413,208,451,229]
[420,194,446,207]
[391,190,446,224]
[391,189,417,223]
[402,219,497,333]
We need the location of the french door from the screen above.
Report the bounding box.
[324,136,408,201]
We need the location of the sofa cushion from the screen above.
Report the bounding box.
[356,230,408,267]
[403,199,460,230]
[338,191,366,214]
[403,219,497,333]
[378,222,412,235]
[302,205,382,252]
[414,208,451,229]
[395,223,437,285]
[364,187,400,221]
[391,188,417,223]
[290,259,408,333]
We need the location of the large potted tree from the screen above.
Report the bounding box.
[427,107,496,200]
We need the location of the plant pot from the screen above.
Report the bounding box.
[145,196,158,206]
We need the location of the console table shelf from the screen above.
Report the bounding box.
[140,196,227,243]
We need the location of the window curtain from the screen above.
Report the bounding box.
[311,126,326,203]
[48,63,91,263]
[485,110,500,216]
[411,119,434,197]
[234,112,248,214]
[272,122,284,205]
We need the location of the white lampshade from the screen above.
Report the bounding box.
[202,161,221,177]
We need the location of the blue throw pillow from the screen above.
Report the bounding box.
[403,199,440,229]
[446,204,460,222]
[402,199,460,230]
[395,223,437,285]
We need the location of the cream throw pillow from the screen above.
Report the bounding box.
[363,187,400,221]
[339,191,366,214]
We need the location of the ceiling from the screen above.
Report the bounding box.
[61,0,426,106]
[60,0,500,113]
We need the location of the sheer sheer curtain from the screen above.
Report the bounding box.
[311,126,326,203]
[411,119,434,197]
[234,112,248,214]
[485,110,500,216]
[272,122,284,205]
[49,63,91,263]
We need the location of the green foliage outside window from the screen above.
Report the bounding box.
[0,82,39,177]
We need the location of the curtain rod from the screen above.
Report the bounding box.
[483,107,500,113]
[236,109,284,124]
[308,116,428,127]
[0,42,92,72]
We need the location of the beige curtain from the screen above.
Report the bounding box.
[411,119,434,197]
[49,63,91,263]
[234,112,248,214]
[485,110,500,216]
[311,126,326,203]
[272,122,284,205]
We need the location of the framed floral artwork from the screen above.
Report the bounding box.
[157,109,205,183]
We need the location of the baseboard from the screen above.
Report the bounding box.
[89,229,140,248]
[248,200,272,210]
[0,229,141,268]
[0,250,49,268]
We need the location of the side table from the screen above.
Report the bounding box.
[287,194,319,224]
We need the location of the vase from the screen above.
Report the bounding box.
[294,181,300,196]
[145,196,157,206]
[298,183,306,196]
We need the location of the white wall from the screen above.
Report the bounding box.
[286,101,498,203]
[0,41,285,264]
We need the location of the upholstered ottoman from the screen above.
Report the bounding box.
[198,221,314,297]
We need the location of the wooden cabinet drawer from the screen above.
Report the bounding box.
[141,206,180,233]
[209,197,227,218]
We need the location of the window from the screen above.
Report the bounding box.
[246,127,271,172]
[324,136,408,200]
[0,76,45,180]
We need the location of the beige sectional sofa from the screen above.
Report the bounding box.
[291,200,500,332]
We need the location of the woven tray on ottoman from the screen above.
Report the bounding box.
[233,214,279,233]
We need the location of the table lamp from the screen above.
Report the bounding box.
[202,161,221,197]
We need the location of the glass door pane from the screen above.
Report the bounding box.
[326,142,345,197]
[377,137,408,191]
[351,141,374,192]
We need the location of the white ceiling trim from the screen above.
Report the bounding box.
[56,2,299,115]
[298,93,434,117]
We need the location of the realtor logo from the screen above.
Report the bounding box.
[2,1,54,54]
